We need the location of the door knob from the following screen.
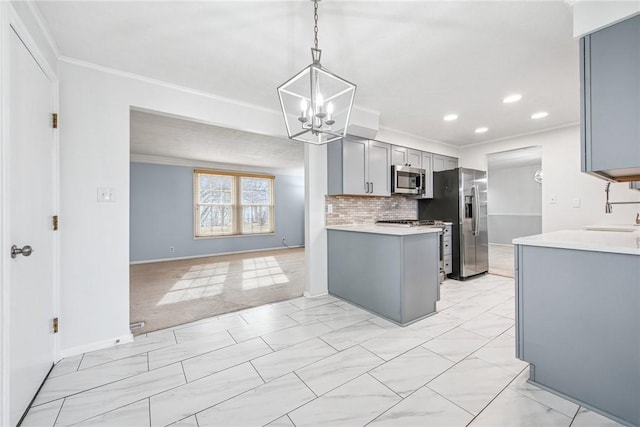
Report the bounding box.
[11,245,33,259]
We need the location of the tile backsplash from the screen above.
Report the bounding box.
[325,195,418,226]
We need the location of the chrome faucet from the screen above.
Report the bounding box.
[604,181,640,213]
[605,182,612,213]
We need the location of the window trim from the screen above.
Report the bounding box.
[193,169,275,238]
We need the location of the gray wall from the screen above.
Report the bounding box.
[130,162,304,262]
[488,163,542,244]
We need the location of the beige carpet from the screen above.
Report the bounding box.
[130,248,305,335]
[489,244,515,278]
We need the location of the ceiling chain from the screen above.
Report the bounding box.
[313,0,319,49]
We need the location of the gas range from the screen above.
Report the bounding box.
[375,219,445,228]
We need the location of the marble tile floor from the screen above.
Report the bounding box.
[23,274,623,427]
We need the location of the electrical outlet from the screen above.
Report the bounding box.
[97,187,116,202]
[169,246,175,253]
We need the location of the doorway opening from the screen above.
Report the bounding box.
[129,109,305,335]
[486,147,542,277]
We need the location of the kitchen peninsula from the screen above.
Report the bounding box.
[513,228,640,426]
[326,224,441,325]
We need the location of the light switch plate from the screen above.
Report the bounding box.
[97,187,116,202]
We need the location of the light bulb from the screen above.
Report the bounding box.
[315,94,326,119]
[297,99,309,123]
[325,102,335,125]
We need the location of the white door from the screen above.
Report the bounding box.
[8,27,56,426]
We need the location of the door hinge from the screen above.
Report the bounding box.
[52,113,58,129]
[52,317,59,334]
[52,215,59,231]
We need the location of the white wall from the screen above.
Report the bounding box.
[460,125,640,233]
[57,60,329,355]
[488,164,542,215]
[487,163,542,244]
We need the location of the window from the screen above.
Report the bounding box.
[194,169,274,237]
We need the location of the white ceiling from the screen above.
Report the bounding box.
[36,1,579,147]
[130,110,304,173]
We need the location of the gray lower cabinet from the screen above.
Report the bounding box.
[515,244,640,426]
[328,230,440,325]
[443,225,452,274]
[581,14,640,181]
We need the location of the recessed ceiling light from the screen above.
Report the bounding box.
[443,114,458,122]
[475,127,489,134]
[502,94,522,104]
[531,111,549,119]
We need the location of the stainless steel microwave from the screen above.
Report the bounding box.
[391,165,425,195]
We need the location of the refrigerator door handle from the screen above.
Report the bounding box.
[471,185,479,236]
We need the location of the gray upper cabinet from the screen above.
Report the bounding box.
[422,152,433,198]
[391,146,422,168]
[391,145,408,166]
[408,149,422,168]
[368,140,391,196]
[433,154,446,172]
[433,154,457,172]
[328,138,391,196]
[446,157,458,170]
[581,14,640,181]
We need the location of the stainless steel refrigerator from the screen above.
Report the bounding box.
[419,168,488,280]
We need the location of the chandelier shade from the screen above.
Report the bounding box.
[277,0,357,145]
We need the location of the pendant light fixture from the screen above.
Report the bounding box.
[277,0,356,145]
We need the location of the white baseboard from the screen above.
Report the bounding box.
[59,333,134,360]
[130,245,305,265]
[303,291,329,298]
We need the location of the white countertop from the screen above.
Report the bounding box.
[326,224,443,236]
[513,229,640,256]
